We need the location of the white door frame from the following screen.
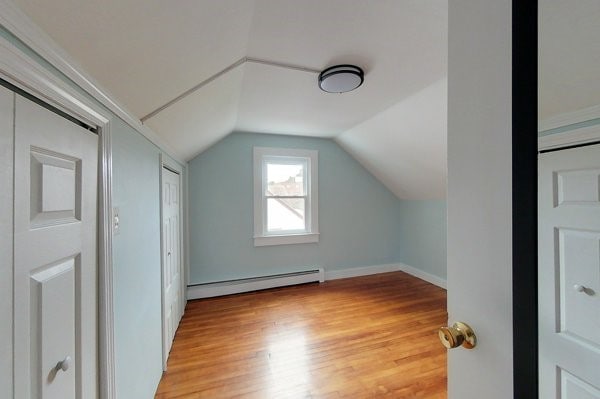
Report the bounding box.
[0,26,116,399]
[538,107,600,152]
[159,154,186,370]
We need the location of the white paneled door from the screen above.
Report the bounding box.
[13,94,98,398]
[162,167,183,367]
[539,144,600,398]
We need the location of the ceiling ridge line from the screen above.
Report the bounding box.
[141,56,320,123]
[245,57,321,74]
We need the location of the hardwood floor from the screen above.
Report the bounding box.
[155,272,447,398]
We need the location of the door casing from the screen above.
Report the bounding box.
[0,34,116,399]
[159,154,186,370]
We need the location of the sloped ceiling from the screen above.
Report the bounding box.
[539,0,600,121]
[13,0,448,199]
[337,78,447,200]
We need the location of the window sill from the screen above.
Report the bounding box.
[254,233,319,247]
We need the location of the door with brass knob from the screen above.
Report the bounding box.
[438,322,477,349]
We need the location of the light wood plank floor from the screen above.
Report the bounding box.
[155,271,447,398]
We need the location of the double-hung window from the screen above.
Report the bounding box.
[253,147,319,246]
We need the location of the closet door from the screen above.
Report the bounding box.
[13,94,99,399]
[539,144,600,398]
[162,166,183,367]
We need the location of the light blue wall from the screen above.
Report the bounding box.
[397,200,447,280]
[188,132,402,284]
[111,119,164,399]
[0,26,173,399]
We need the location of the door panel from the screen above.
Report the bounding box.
[559,229,600,345]
[560,368,600,399]
[539,144,600,398]
[30,148,81,226]
[162,167,183,366]
[556,168,600,205]
[32,257,76,399]
[13,94,98,399]
[447,1,513,397]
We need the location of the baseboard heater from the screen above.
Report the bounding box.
[187,268,325,299]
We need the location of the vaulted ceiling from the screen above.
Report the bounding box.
[13,0,448,199]
[12,1,600,200]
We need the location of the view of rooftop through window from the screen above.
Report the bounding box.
[266,162,307,233]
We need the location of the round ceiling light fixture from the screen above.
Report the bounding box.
[318,64,364,93]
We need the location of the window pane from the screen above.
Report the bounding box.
[266,163,305,196]
[267,198,305,232]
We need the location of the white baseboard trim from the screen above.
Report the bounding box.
[324,263,401,280]
[325,263,447,289]
[187,268,324,299]
[396,262,447,289]
[187,263,447,299]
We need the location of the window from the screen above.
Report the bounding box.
[253,147,319,246]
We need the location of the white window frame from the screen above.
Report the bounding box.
[253,147,319,246]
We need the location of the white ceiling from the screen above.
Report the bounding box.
[13,0,449,199]
[337,78,447,200]
[13,1,600,199]
[539,0,600,121]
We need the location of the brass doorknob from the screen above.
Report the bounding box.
[438,322,477,349]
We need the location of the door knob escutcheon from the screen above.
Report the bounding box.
[438,322,477,349]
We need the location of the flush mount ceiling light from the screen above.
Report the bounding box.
[318,64,364,93]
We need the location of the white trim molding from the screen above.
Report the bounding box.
[158,154,186,371]
[538,123,600,151]
[97,121,116,399]
[254,233,319,247]
[184,169,191,298]
[324,263,401,280]
[159,155,186,312]
[187,263,447,300]
[539,104,600,132]
[0,29,106,128]
[0,0,186,164]
[187,268,325,299]
[0,22,116,399]
[253,146,319,247]
[396,262,447,289]
[324,263,447,289]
